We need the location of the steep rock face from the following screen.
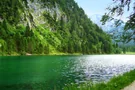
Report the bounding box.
[0,0,114,55]
[20,0,64,29]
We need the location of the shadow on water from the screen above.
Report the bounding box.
[0,71,85,90]
[0,55,86,90]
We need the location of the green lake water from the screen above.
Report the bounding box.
[0,55,135,90]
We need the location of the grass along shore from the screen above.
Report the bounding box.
[63,69,135,90]
[0,51,83,56]
[125,52,135,55]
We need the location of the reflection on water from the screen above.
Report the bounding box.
[0,55,135,90]
[75,55,135,83]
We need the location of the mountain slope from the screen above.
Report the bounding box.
[90,14,135,46]
[0,0,114,55]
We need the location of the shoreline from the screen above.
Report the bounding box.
[0,52,83,56]
[64,69,135,90]
[0,52,135,56]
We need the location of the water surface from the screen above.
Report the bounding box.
[0,55,135,90]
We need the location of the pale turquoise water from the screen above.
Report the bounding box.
[0,55,135,90]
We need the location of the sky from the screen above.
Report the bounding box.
[74,0,131,21]
[74,0,113,16]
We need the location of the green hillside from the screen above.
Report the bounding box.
[0,0,114,55]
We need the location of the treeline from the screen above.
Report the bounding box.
[0,0,115,55]
[119,45,135,54]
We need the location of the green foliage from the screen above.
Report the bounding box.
[0,0,24,25]
[0,0,115,55]
[121,46,135,54]
[112,43,122,54]
[102,0,135,42]
[0,39,7,53]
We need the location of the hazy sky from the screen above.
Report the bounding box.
[74,0,113,16]
[74,0,132,21]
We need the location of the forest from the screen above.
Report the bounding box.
[0,0,118,55]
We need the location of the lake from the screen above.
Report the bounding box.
[0,55,135,90]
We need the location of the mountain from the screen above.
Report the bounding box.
[90,14,124,33]
[0,0,114,55]
[90,14,135,46]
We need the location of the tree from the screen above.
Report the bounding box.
[102,0,135,42]
[0,0,114,55]
[0,39,7,53]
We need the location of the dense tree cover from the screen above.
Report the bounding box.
[102,0,135,42]
[0,0,115,55]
